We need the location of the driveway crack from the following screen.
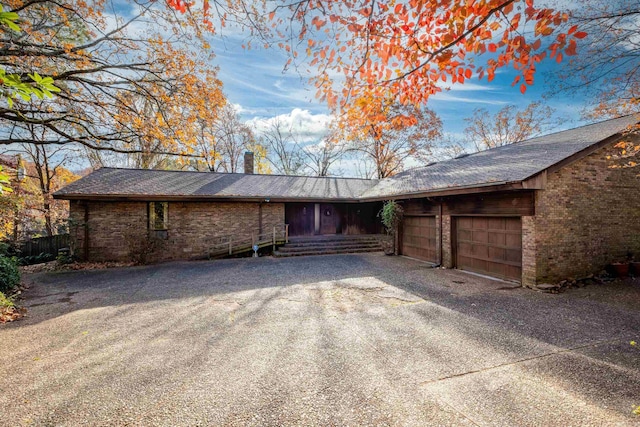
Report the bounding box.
[420,337,626,386]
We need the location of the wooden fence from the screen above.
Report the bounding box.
[20,234,70,258]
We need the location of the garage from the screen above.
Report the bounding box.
[455,217,522,282]
[401,216,438,263]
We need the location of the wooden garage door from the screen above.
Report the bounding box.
[402,216,437,262]
[456,217,522,282]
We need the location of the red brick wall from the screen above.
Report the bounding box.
[532,139,640,283]
[70,201,285,262]
[441,215,453,268]
[521,216,536,287]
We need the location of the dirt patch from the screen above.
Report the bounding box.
[308,278,425,313]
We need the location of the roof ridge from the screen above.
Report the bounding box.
[395,113,639,176]
[98,167,377,182]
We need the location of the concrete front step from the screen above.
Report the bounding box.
[285,239,382,247]
[288,235,382,244]
[274,234,386,258]
[273,247,383,257]
[277,242,382,253]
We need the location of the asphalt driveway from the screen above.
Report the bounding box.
[1,253,639,426]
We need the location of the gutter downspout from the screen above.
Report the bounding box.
[83,202,89,261]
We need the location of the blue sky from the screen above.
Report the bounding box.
[109,0,596,175]
[206,17,590,142]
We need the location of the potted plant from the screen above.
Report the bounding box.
[609,261,630,278]
[378,200,403,255]
[630,259,640,277]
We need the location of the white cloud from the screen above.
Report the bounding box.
[246,108,333,143]
[436,82,497,92]
[430,92,508,105]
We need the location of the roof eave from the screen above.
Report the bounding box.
[357,180,527,202]
[53,193,369,203]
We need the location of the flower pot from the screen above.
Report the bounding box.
[610,262,629,278]
[630,261,640,276]
[380,238,394,255]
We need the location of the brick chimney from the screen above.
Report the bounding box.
[244,151,254,174]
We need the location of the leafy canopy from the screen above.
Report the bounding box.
[168,0,585,118]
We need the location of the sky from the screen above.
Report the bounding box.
[202,3,592,145]
[109,0,598,176]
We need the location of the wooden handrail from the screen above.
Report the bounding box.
[209,224,289,258]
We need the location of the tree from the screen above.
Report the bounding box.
[0,5,60,107]
[553,1,639,119]
[170,1,583,117]
[259,117,307,175]
[0,0,223,159]
[341,95,442,178]
[0,152,79,242]
[551,1,640,167]
[302,136,346,177]
[18,127,80,236]
[464,102,559,151]
[215,104,255,173]
[0,152,78,241]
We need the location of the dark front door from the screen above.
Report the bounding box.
[285,203,315,236]
[320,204,341,234]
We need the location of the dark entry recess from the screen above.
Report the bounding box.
[285,203,315,236]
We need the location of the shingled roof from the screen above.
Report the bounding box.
[54,168,378,201]
[55,115,638,201]
[360,114,638,199]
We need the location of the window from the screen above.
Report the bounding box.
[149,202,168,231]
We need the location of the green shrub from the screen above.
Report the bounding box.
[0,291,14,309]
[0,255,20,294]
[18,252,55,266]
[378,200,404,235]
[56,252,73,265]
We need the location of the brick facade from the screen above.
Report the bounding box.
[441,215,453,268]
[70,201,285,262]
[521,216,536,287]
[66,138,638,283]
[531,139,640,284]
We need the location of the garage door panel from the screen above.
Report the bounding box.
[505,249,522,263]
[488,246,506,261]
[458,229,472,241]
[487,218,505,229]
[488,232,506,246]
[472,243,489,258]
[473,217,488,229]
[458,217,473,229]
[456,216,522,282]
[472,230,488,243]
[402,216,437,263]
[506,219,522,230]
[505,233,522,247]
